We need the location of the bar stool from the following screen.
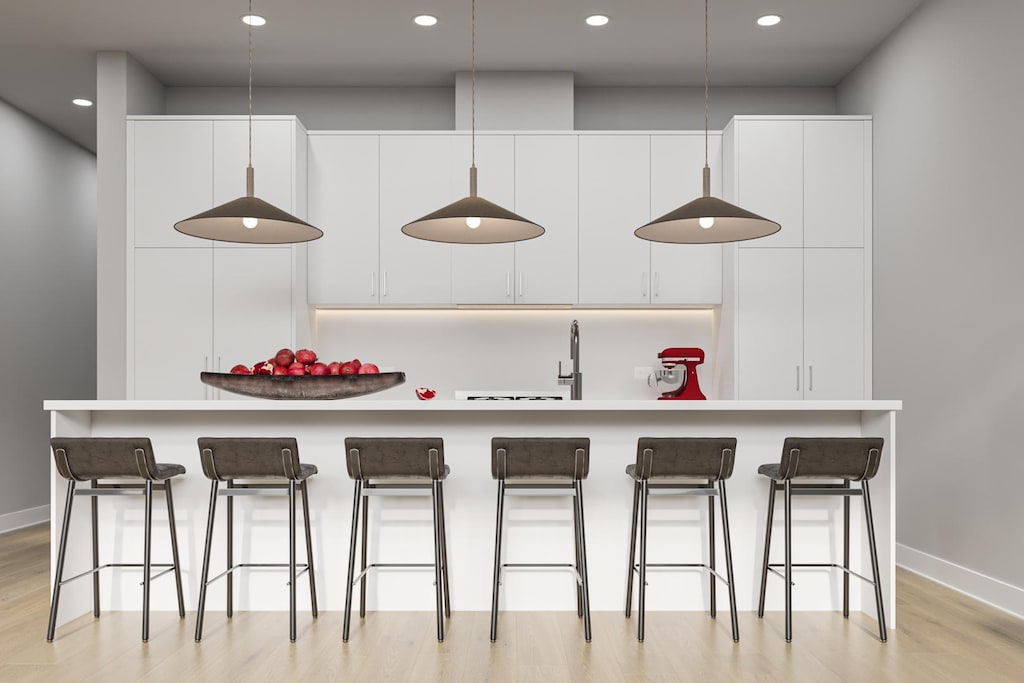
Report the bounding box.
[490,437,591,642]
[47,437,186,642]
[342,437,450,643]
[624,437,739,642]
[194,437,319,643]
[756,437,887,642]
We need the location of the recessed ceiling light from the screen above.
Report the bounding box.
[586,14,610,27]
[414,14,438,27]
[72,98,93,107]
[241,14,267,27]
[757,14,782,27]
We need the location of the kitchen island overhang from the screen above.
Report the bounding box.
[44,399,900,631]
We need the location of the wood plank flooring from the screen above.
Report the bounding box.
[1,523,1022,682]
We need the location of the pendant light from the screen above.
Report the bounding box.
[401,0,544,244]
[635,0,780,244]
[174,0,323,244]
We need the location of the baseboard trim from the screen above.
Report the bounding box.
[0,505,49,535]
[897,543,1024,621]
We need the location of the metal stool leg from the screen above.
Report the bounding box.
[862,480,888,642]
[438,481,451,619]
[226,480,233,619]
[489,480,506,642]
[91,480,100,619]
[300,480,318,619]
[195,480,219,642]
[572,494,583,618]
[757,480,777,618]
[784,480,793,643]
[843,478,851,619]
[719,480,740,642]
[708,482,717,619]
[342,480,362,642]
[142,480,154,642]
[47,481,76,642]
[431,480,445,642]
[575,480,592,643]
[359,491,368,619]
[288,480,297,643]
[165,480,186,619]
[637,479,648,642]
[625,480,640,617]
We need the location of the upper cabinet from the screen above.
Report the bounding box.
[726,117,870,248]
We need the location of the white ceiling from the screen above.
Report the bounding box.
[0,0,924,152]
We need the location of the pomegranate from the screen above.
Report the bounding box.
[309,362,329,376]
[357,363,380,374]
[274,348,295,367]
[252,361,274,375]
[350,358,362,371]
[295,349,317,365]
[230,364,252,375]
[327,361,342,375]
[339,362,358,375]
[287,366,306,376]
[272,365,289,376]
[415,387,436,400]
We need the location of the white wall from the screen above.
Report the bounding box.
[0,97,95,528]
[313,310,717,401]
[839,0,1024,614]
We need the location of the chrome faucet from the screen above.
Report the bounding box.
[557,319,582,400]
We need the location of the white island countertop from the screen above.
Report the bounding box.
[44,399,902,412]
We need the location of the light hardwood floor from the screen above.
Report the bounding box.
[1,523,1022,682]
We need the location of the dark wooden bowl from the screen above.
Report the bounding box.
[200,371,406,400]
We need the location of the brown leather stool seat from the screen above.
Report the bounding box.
[625,437,740,642]
[47,437,186,642]
[756,437,887,643]
[489,437,592,642]
[194,437,319,643]
[342,438,451,642]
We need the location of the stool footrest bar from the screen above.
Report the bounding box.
[767,562,876,585]
[631,562,732,585]
[138,565,178,585]
[60,563,174,586]
[204,562,310,586]
[353,562,436,585]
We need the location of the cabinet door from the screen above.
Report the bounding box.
[579,135,651,304]
[379,136,453,305]
[212,248,293,380]
[803,249,865,398]
[132,248,212,398]
[131,120,213,248]
[514,135,578,304]
[450,135,516,304]
[212,120,296,249]
[650,134,723,304]
[737,249,803,399]
[736,120,803,248]
[804,121,866,248]
[307,135,380,304]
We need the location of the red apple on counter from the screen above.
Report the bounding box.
[230,364,252,375]
[339,361,358,375]
[357,363,380,374]
[415,387,436,400]
[309,362,329,376]
[295,349,317,365]
[275,348,295,367]
[327,361,342,375]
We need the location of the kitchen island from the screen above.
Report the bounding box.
[45,399,899,630]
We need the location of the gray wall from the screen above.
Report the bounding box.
[0,98,96,524]
[838,0,1024,596]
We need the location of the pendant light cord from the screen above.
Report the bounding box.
[471,0,476,170]
[704,0,709,168]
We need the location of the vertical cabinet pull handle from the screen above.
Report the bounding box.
[809,365,813,392]
[641,272,647,296]
[796,365,800,392]
[506,272,511,297]
[370,272,376,297]
[518,272,523,297]
[654,272,660,297]
[382,271,387,297]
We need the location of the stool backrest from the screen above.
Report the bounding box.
[635,437,736,480]
[491,437,590,481]
[777,437,884,480]
[197,437,302,481]
[50,437,160,481]
[345,438,445,480]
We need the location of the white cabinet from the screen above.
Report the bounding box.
[736,248,865,399]
[307,135,380,304]
[579,135,651,305]
[130,120,213,248]
[731,119,804,248]
[650,134,724,305]
[131,247,294,399]
[379,135,454,305]
[450,134,579,304]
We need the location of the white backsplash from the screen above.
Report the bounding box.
[313,309,716,400]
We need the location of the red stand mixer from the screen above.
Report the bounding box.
[653,347,707,400]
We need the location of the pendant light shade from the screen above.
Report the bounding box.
[402,0,544,245]
[174,0,323,245]
[635,0,780,245]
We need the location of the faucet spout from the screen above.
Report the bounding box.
[558,320,583,400]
